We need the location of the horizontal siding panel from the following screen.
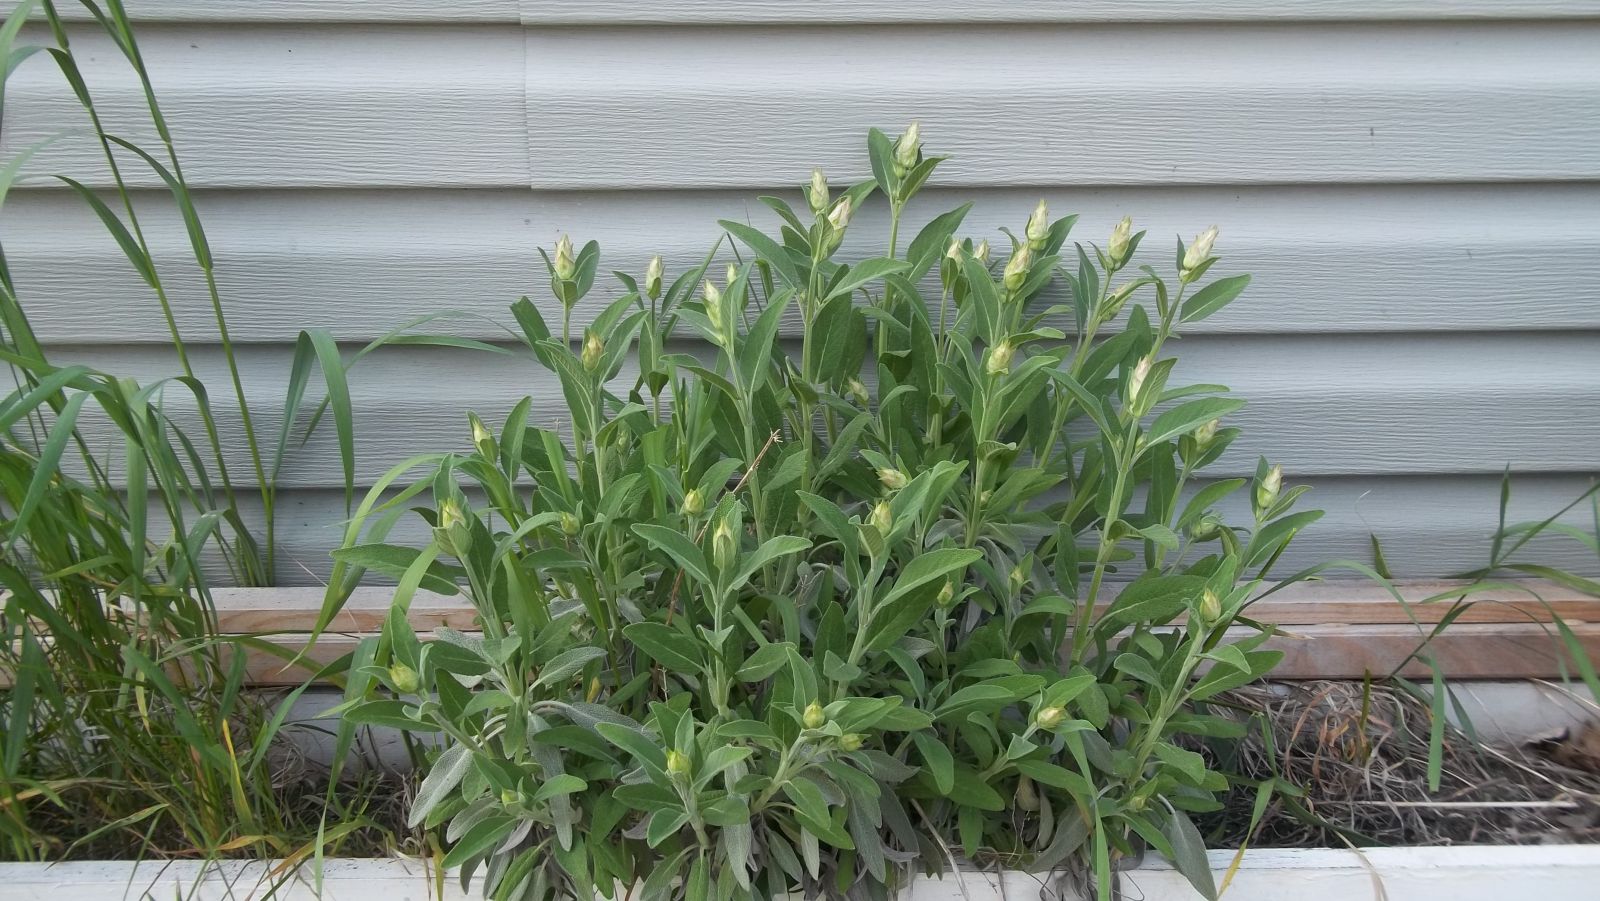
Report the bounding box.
[527,22,1600,188]
[2,26,527,188]
[254,475,1600,584]
[59,0,519,21]
[57,1,1600,24]
[520,1,1600,24]
[49,333,1600,488]
[10,183,1600,342]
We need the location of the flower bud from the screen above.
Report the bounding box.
[945,237,963,263]
[1187,513,1223,542]
[892,121,922,176]
[1193,418,1220,448]
[681,488,705,517]
[1035,706,1065,730]
[499,788,520,806]
[973,239,991,264]
[387,663,420,694]
[435,498,470,557]
[469,412,497,458]
[666,749,691,777]
[1127,356,1153,406]
[839,733,864,752]
[1198,588,1223,625]
[847,377,870,406]
[807,168,830,214]
[985,341,1015,376]
[725,262,739,287]
[803,701,828,730]
[644,254,664,300]
[713,518,738,571]
[1026,199,1050,250]
[1003,245,1032,293]
[559,511,581,537]
[827,197,853,232]
[877,467,908,491]
[1101,282,1137,320]
[581,331,604,371]
[1008,565,1026,596]
[703,280,727,342]
[869,501,893,536]
[553,234,576,281]
[1015,775,1040,811]
[1256,464,1283,511]
[936,580,956,608]
[1183,225,1219,275]
[1107,216,1133,267]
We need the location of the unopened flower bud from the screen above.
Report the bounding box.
[1003,245,1032,293]
[828,197,853,232]
[713,518,738,571]
[469,413,496,458]
[839,733,864,752]
[1187,513,1223,541]
[1256,464,1283,511]
[725,263,739,287]
[1035,706,1065,730]
[973,239,991,264]
[1183,225,1219,274]
[581,331,604,371]
[1198,588,1222,625]
[1107,216,1133,266]
[1026,199,1050,250]
[1008,565,1026,595]
[703,280,726,340]
[681,488,705,517]
[877,468,908,491]
[986,341,1015,376]
[892,121,922,176]
[1015,775,1040,811]
[435,498,470,557]
[1193,418,1220,447]
[803,701,828,730]
[559,511,581,537]
[1127,356,1153,406]
[847,377,870,406]
[1101,282,1138,320]
[644,254,664,300]
[387,663,419,694]
[553,234,576,281]
[807,168,830,214]
[666,749,691,777]
[937,580,956,609]
[869,501,893,536]
[946,237,963,263]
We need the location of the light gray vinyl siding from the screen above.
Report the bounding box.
[5,2,1598,582]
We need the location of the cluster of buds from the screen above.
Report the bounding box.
[434,497,470,558]
[581,331,604,371]
[644,254,664,301]
[807,168,830,215]
[985,340,1015,376]
[1255,463,1283,512]
[1025,199,1051,252]
[877,467,909,491]
[712,516,738,571]
[680,488,705,517]
[1182,225,1219,283]
[891,121,921,179]
[469,412,497,459]
[1107,216,1133,268]
[803,701,828,730]
[1003,244,1032,294]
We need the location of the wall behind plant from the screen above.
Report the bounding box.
[4,1,1598,583]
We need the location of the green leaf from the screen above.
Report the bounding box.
[632,523,713,586]
[534,646,608,689]
[911,732,954,794]
[1163,808,1219,900]
[825,257,912,301]
[328,544,463,595]
[878,548,982,609]
[731,535,811,591]
[1181,274,1251,324]
[441,815,517,869]
[409,744,472,828]
[1145,397,1246,448]
[718,220,800,287]
[622,622,706,675]
[736,642,794,682]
